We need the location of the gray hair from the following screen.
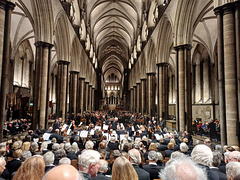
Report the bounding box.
[21,150,32,161]
[148,151,158,161]
[160,156,208,180]
[71,142,79,153]
[226,162,240,179]
[52,143,60,151]
[64,143,72,152]
[110,136,116,142]
[55,149,66,158]
[191,144,213,167]
[85,141,94,150]
[215,145,223,154]
[98,159,108,172]
[51,138,57,143]
[128,149,141,164]
[180,143,189,153]
[212,151,223,167]
[59,157,71,165]
[170,151,184,159]
[41,142,48,149]
[156,152,163,161]
[224,151,230,162]
[78,150,100,171]
[113,150,121,158]
[43,151,55,165]
[30,142,38,152]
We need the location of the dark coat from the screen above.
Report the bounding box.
[92,172,111,180]
[132,164,150,180]
[210,167,227,180]
[198,164,219,180]
[6,159,22,176]
[107,142,119,150]
[142,164,162,180]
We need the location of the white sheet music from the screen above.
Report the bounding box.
[80,130,89,138]
[43,133,51,141]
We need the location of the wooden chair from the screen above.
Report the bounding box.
[146,160,149,165]
[71,159,78,169]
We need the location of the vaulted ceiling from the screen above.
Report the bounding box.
[86,0,143,84]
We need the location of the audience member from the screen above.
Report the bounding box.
[128,149,150,180]
[226,162,240,180]
[78,149,100,179]
[112,156,138,180]
[160,155,207,180]
[43,164,83,180]
[92,159,110,180]
[12,156,45,180]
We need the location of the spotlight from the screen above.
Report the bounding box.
[163,0,166,6]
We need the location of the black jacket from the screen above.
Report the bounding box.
[142,164,162,180]
[132,164,150,180]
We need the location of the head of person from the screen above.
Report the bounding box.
[180,142,189,153]
[21,142,30,151]
[128,149,141,165]
[212,151,223,168]
[160,156,207,180]
[78,149,100,177]
[21,150,32,161]
[13,156,45,180]
[98,159,108,173]
[148,151,158,162]
[85,140,94,150]
[0,157,6,175]
[226,161,240,180]
[191,144,213,167]
[229,151,240,162]
[167,142,174,150]
[148,143,157,151]
[112,156,138,180]
[43,151,55,166]
[43,165,83,180]
[58,157,71,165]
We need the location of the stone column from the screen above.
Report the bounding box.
[141,79,146,115]
[69,71,78,115]
[214,7,227,145]
[136,83,140,113]
[174,44,192,132]
[32,42,53,129]
[56,60,69,122]
[130,88,133,112]
[89,85,92,111]
[77,77,85,114]
[85,82,89,112]
[0,0,15,141]
[147,73,156,117]
[133,86,137,112]
[92,88,95,111]
[222,3,238,146]
[163,63,169,120]
[235,2,240,140]
[157,63,164,119]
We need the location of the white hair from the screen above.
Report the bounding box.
[171,151,184,159]
[85,140,94,150]
[98,159,108,172]
[52,143,60,151]
[59,157,71,165]
[148,151,158,161]
[21,150,32,161]
[180,143,189,153]
[128,149,141,164]
[226,161,240,179]
[64,143,72,152]
[160,156,208,180]
[110,136,116,142]
[72,142,79,153]
[78,150,100,171]
[43,151,55,165]
[191,144,213,167]
[0,157,5,167]
[156,152,163,161]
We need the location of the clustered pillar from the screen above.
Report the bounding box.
[214,2,240,146]
[56,60,69,122]
[0,0,15,141]
[147,73,156,117]
[174,44,192,133]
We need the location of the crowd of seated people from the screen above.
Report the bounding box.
[0,110,239,180]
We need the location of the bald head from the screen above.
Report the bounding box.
[43,165,82,180]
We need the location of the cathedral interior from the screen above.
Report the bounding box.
[0,0,240,146]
